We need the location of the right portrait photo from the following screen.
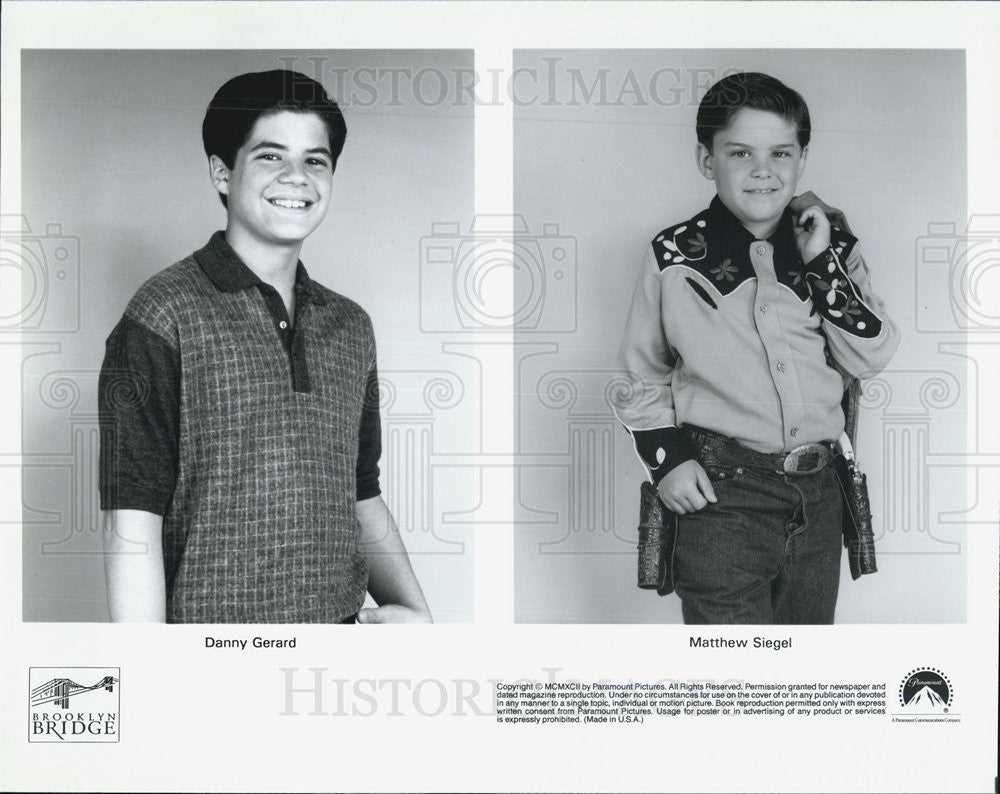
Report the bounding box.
[513,49,969,624]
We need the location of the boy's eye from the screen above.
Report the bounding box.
[259,152,281,161]
[772,150,792,159]
[307,158,330,168]
[730,150,750,159]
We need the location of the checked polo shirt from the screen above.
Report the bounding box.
[99,232,380,623]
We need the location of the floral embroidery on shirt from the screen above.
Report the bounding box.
[710,257,737,282]
[804,248,881,338]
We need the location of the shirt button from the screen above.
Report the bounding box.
[756,245,767,255]
[759,303,768,313]
[279,321,288,330]
[776,361,786,373]
[790,427,798,437]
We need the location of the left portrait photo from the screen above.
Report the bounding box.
[18,50,476,623]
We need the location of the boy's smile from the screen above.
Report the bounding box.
[211,110,333,251]
[696,108,807,239]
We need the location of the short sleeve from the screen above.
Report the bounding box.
[98,315,180,515]
[355,360,382,500]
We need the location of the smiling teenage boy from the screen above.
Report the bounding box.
[99,70,431,624]
[614,72,899,624]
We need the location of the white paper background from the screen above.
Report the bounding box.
[2,2,998,792]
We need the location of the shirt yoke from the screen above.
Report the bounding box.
[123,257,210,350]
[649,205,860,301]
[124,258,378,360]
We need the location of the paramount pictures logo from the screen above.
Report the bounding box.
[892,667,958,724]
[28,667,120,742]
[898,668,952,712]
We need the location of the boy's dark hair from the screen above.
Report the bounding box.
[696,72,810,150]
[202,70,348,207]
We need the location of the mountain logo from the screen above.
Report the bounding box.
[898,668,951,712]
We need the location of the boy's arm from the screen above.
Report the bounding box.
[102,509,166,622]
[612,244,696,485]
[356,495,432,624]
[794,205,901,377]
[99,306,180,622]
[613,245,716,513]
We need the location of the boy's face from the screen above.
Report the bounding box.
[696,107,807,238]
[211,110,333,248]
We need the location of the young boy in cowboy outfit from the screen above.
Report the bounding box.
[615,72,899,624]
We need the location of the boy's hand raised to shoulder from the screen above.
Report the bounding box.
[656,460,718,515]
[793,204,832,264]
[790,191,853,235]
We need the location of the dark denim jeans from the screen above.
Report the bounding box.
[673,429,843,625]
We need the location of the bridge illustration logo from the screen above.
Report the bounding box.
[28,667,120,742]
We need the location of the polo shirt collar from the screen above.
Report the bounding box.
[706,195,800,268]
[194,231,328,306]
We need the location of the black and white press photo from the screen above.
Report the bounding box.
[513,49,969,625]
[2,4,997,792]
[18,50,476,623]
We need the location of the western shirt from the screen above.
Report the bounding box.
[613,196,900,483]
[99,232,380,622]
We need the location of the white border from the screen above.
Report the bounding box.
[2,3,998,792]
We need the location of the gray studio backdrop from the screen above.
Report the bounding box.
[513,49,969,623]
[19,50,476,622]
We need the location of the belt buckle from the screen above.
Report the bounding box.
[782,443,830,475]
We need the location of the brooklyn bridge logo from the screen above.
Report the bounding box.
[28,667,120,743]
[31,674,118,708]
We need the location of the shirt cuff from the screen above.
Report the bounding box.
[99,484,174,516]
[631,426,696,485]
[356,475,381,501]
[803,247,882,338]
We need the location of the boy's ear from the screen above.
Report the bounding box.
[695,142,714,181]
[208,155,231,198]
[796,145,809,181]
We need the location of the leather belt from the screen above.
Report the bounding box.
[683,425,834,477]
